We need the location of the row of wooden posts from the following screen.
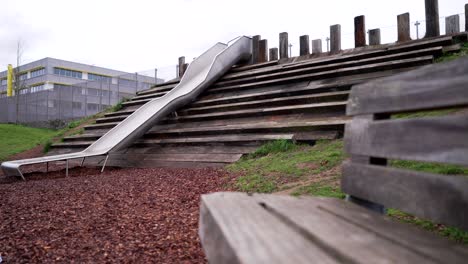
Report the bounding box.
[177,1,467,76]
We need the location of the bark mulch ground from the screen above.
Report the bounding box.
[0,166,235,263]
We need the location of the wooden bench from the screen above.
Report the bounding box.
[198,57,468,263]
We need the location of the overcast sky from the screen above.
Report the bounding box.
[1,0,466,78]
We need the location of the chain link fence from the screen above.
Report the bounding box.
[0,68,170,129]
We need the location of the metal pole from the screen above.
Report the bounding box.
[135,72,138,94]
[108,79,111,107]
[155,68,159,84]
[101,155,109,173]
[116,77,120,102]
[84,82,88,116]
[81,157,85,167]
[99,79,103,111]
[71,85,74,119]
[66,159,69,177]
[288,43,293,57]
[415,21,421,39]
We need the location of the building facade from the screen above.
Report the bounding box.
[0,58,161,127]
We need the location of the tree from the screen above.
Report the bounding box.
[13,39,27,124]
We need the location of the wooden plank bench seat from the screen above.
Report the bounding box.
[199,57,468,263]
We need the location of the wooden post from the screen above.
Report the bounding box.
[445,15,460,35]
[354,15,366,47]
[369,29,381,45]
[279,32,289,59]
[299,35,310,56]
[424,0,440,38]
[183,63,189,75]
[258,39,268,63]
[251,35,261,64]
[397,13,411,42]
[330,24,341,53]
[269,48,278,61]
[311,39,322,54]
[178,56,185,78]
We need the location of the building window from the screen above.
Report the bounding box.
[30,68,45,78]
[1,79,6,86]
[19,89,29,95]
[54,68,82,79]
[72,102,82,109]
[88,73,110,82]
[87,88,99,96]
[87,103,99,111]
[30,84,45,93]
[19,73,28,81]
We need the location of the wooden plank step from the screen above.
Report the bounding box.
[130,90,168,101]
[180,91,349,115]
[95,100,347,125]
[55,131,337,149]
[69,118,347,142]
[84,122,119,131]
[168,101,347,123]
[200,192,468,264]
[193,67,413,108]
[217,47,443,85]
[229,60,278,73]
[207,56,434,94]
[124,145,259,155]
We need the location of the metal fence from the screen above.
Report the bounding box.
[0,68,169,128]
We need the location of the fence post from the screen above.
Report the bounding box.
[354,15,366,47]
[465,4,468,32]
[424,0,440,38]
[178,57,185,77]
[397,13,411,42]
[445,15,460,35]
[134,72,138,95]
[258,39,268,63]
[299,35,310,56]
[330,24,341,53]
[369,29,381,45]
[99,79,103,112]
[71,85,74,119]
[154,68,158,84]
[279,32,289,59]
[312,39,322,54]
[269,48,279,61]
[46,89,49,121]
[108,79,111,108]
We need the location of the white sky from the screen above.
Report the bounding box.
[0,0,466,76]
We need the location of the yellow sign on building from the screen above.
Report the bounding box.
[7,64,13,97]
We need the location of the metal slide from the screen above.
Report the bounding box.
[1,36,252,179]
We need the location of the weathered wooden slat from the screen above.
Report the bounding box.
[347,57,468,115]
[169,101,347,122]
[312,39,322,54]
[299,35,310,56]
[342,162,468,231]
[424,0,440,38]
[220,38,449,81]
[445,15,460,35]
[124,145,258,155]
[211,56,433,92]
[330,24,341,53]
[200,192,342,264]
[214,48,441,88]
[397,13,411,42]
[137,134,296,144]
[201,192,468,264]
[252,35,261,64]
[345,115,468,166]
[269,48,279,61]
[369,29,381,45]
[258,39,268,63]
[279,32,289,59]
[181,91,349,114]
[354,15,366,47]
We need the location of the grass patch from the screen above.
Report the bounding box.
[435,42,468,63]
[0,124,59,160]
[229,139,345,193]
[391,160,468,175]
[291,180,345,199]
[387,209,468,244]
[391,108,459,119]
[248,139,298,158]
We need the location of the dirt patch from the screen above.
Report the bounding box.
[0,166,236,263]
[275,165,342,195]
[297,162,319,170]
